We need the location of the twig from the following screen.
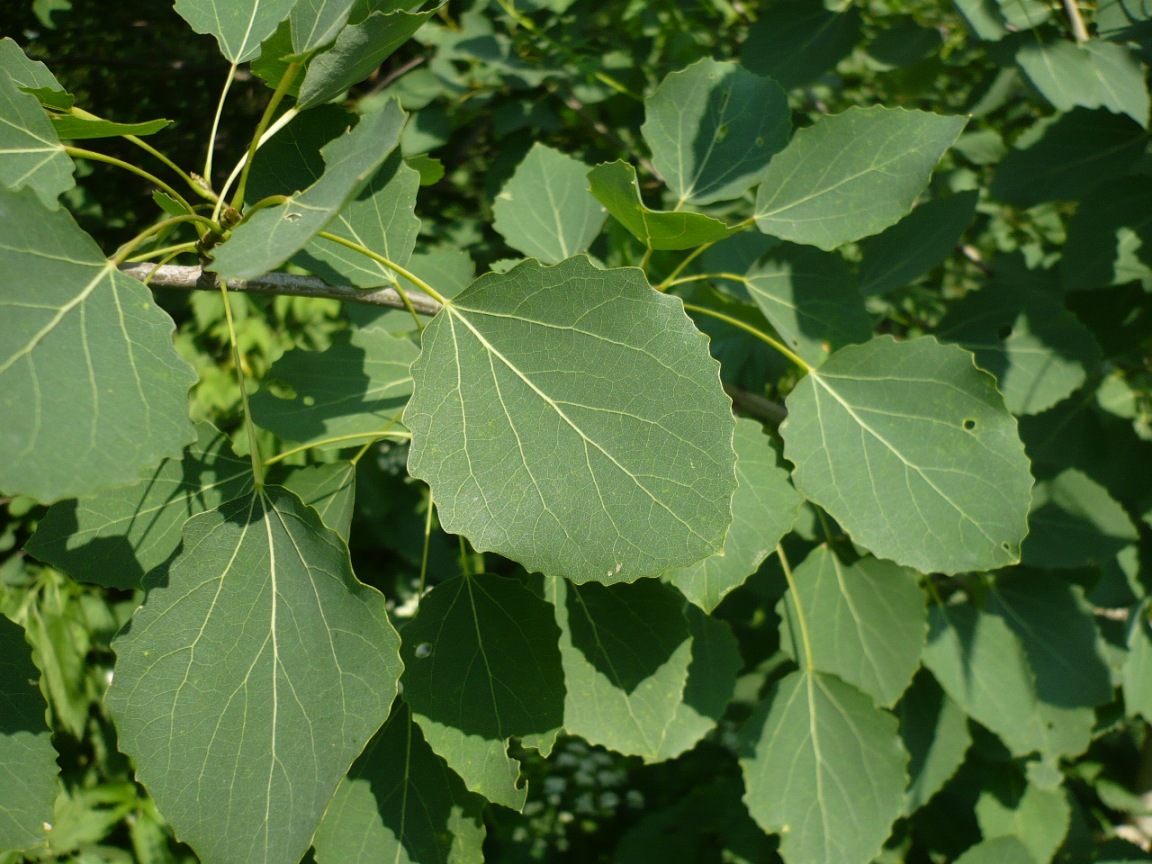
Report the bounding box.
[119,263,443,316]
[1061,0,1090,42]
[724,384,788,426]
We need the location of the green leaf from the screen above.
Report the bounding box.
[858,191,978,296]
[739,670,908,864]
[493,143,607,263]
[954,836,1040,864]
[296,7,439,109]
[744,243,872,365]
[754,106,966,250]
[739,4,862,90]
[312,702,486,864]
[106,487,402,864]
[271,461,356,542]
[938,272,1102,416]
[975,771,1071,863]
[50,111,172,140]
[1061,175,1152,291]
[0,69,73,207]
[1123,607,1152,721]
[1021,469,1138,570]
[406,256,737,583]
[0,616,56,854]
[172,0,296,62]
[781,336,1033,574]
[211,99,405,280]
[0,185,196,504]
[642,58,790,206]
[552,577,736,761]
[298,151,421,288]
[1015,38,1149,127]
[778,547,927,708]
[251,322,417,448]
[25,424,251,588]
[290,0,357,55]
[922,602,1093,762]
[587,161,738,251]
[410,716,527,810]
[990,109,1146,207]
[664,418,803,612]
[897,670,971,814]
[0,36,71,109]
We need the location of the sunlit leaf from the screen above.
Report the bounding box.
[740,670,908,864]
[406,256,737,583]
[172,0,296,62]
[975,770,1071,863]
[271,460,356,542]
[0,185,196,504]
[754,107,966,250]
[0,69,73,207]
[782,336,1032,574]
[955,836,1040,864]
[1015,38,1149,127]
[665,418,803,612]
[642,58,790,206]
[0,36,72,109]
[50,111,172,140]
[290,0,357,55]
[493,143,607,263]
[411,716,527,810]
[107,487,402,864]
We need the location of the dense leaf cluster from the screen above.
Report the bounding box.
[2,0,1152,862]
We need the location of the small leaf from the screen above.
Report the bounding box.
[642,58,790,206]
[781,336,1033,575]
[954,836,1040,864]
[744,243,872,365]
[0,616,56,854]
[739,670,909,864]
[312,702,486,864]
[858,191,978,296]
[493,143,607,263]
[296,6,440,109]
[50,111,172,140]
[211,99,406,280]
[0,69,74,207]
[251,321,417,448]
[897,670,971,814]
[172,0,296,62]
[406,257,737,583]
[1015,38,1149,127]
[0,185,196,504]
[664,418,803,612]
[975,770,1070,863]
[754,106,966,250]
[271,461,356,542]
[106,487,402,864]
[778,547,927,708]
[587,161,738,250]
[739,4,862,89]
[0,36,72,109]
[290,0,357,55]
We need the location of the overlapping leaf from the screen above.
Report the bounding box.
[778,547,927,708]
[781,336,1033,574]
[410,717,527,810]
[0,69,73,207]
[406,256,737,583]
[51,111,172,140]
[975,769,1071,862]
[211,99,405,280]
[587,161,737,251]
[1124,607,1152,721]
[0,185,196,504]
[642,58,790,206]
[1061,176,1152,291]
[172,0,296,62]
[0,36,72,109]
[0,616,56,854]
[1015,38,1149,127]
[740,670,909,864]
[106,487,402,864]
[665,418,802,612]
[739,3,861,89]
[290,0,357,55]
[754,107,966,250]
[1021,469,1138,570]
[493,143,607,263]
[312,702,486,864]
[896,670,971,814]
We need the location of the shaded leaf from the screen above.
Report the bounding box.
[1124,607,1152,721]
[106,487,402,864]
[0,69,73,207]
[251,322,417,448]
[781,336,1033,574]
[1021,469,1138,570]
[1015,38,1149,127]
[642,58,790,206]
[410,716,526,810]
[493,143,607,263]
[271,461,356,542]
[740,4,862,89]
[406,257,737,583]
[312,701,486,864]
[1061,175,1152,291]
[0,36,72,109]
[211,100,405,280]
[745,243,872,365]
[0,616,56,854]
[0,185,196,504]
[975,770,1070,863]
[754,106,966,250]
[858,191,978,296]
[778,547,927,708]
[897,670,971,814]
[664,418,803,612]
[739,670,908,864]
[587,160,738,251]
